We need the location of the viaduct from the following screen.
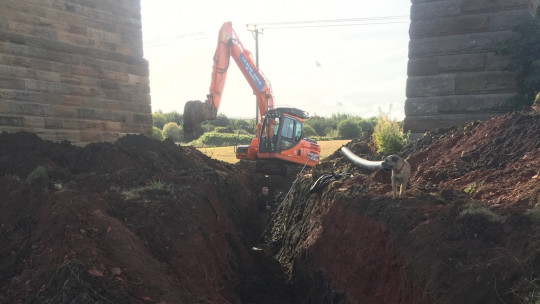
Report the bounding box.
[0,0,538,144]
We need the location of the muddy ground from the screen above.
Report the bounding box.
[1,111,539,303]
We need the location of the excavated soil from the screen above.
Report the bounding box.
[1,110,540,303]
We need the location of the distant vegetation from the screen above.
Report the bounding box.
[151,110,384,147]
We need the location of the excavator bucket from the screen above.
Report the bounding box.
[183,100,217,141]
[183,100,206,141]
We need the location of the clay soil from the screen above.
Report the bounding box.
[1,110,540,303]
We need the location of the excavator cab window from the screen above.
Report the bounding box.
[278,116,302,151]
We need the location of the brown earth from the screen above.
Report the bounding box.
[1,111,539,303]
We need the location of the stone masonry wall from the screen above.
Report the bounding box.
[404,0,539,139]
[0,0,151,145]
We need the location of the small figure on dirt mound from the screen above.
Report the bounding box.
[257,187,270,233]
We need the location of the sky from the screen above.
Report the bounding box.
[140,0,411,120]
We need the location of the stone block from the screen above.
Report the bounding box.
[411,0,446,3]
[44,117,64,129]
[23,116,45,128]
[9,101,51,116]
[404,93,517,115]
[455,71,518,94]
[24,79,69,94]
[403,113,502,133]
[409,31,514,58]
[0,99,7,112]
[38,129,81,143]
[461,0,532,13]
[410,14,489,39]
[0,76,26,90]
[51,105,78,118]
[411,1,461,20]
[133,113,152,124]
[411,9,533,38]
[406,75,456,98]
[0,115,24,127]
[408,53,487,76]
[104,121,122,132]
[80,130,103,142]
[484,53,512,70]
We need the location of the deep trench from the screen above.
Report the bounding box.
[235,174,300,304]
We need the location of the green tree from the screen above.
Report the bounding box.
[328,113,351,130]
[303,124,317,137]
[214,114,230,127]
[163,111,183,126]
[338,118,362,139]
[152,111,167,129]
[231,118,255,134]
[163,122,183,142]
[359,117,378,132]
[152,126,164,141]
[306,115,332,136]
[497,8,540,109]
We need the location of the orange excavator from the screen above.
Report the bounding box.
[183,22,320,175]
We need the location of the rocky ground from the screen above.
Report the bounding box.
[0,110,539,303]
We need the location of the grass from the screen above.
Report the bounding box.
[198,139,351,164]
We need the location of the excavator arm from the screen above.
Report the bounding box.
[184,22,274,140]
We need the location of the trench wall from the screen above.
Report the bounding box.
[404,0,539,139]
[0,0,151,145]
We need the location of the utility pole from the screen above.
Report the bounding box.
[247,24,263,124]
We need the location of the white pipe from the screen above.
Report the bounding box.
[341,147,383,170]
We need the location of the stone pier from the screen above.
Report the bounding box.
[0,0,151,145]
[404,0,539,139]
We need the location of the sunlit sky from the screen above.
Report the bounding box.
[140,0,411,119]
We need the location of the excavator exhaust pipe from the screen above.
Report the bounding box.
[341,147,386,171]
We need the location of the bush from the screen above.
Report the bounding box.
[152,126,164,141]
[215,126,233,133]
[191,132,253,147]
[338,118,362,139]
[231,118,256,134]
[163,122,183,142]
[371,111,404,155]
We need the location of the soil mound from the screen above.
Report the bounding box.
[0,132,264,303]
[1,111,540,304]
[272,112,540,303]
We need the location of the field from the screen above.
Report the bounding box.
[197,139,351,164]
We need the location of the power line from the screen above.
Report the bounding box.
[248,15,409,29]
[254,15,409,26]
[145,31,206,48]
[144,15,410,48]
[257,21,408,30]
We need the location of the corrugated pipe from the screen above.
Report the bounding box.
[341,147,383,171]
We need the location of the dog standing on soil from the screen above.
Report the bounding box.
[381,155,411,199]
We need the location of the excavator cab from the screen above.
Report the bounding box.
[236,107,320,175]
[258,108,304,154]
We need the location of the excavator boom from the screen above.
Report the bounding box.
[183,22,273,140]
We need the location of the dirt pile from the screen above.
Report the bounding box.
[272,111,540,303]
[1,111,540,304]
[0,132,275,303]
